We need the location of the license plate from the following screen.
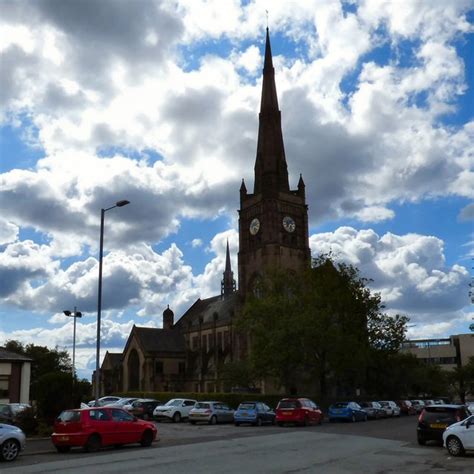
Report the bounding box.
[282,411,292,416]
[59,436,69,441]
[429,423,447,429]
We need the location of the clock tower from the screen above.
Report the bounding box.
[238,28,311,296]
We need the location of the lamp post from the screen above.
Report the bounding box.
[95,199,130,406]
[63,307,82,378]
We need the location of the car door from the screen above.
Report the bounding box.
[111,409,139,444]
[89,408,115,446]
[463,416,474,449]
[183,400,196,418]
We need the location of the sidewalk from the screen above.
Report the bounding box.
[24,437,53,455]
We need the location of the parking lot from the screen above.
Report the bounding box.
[6,414,472,472]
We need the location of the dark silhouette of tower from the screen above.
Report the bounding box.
[221,239,236,297]
[238,28,311,295]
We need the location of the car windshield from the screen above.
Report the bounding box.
[332,403,348,408]
[195,403,211,409]
[278,400,300,409]
[116,398,135,406]
[238,403,256,410]
[423,407,465,423]
[165,400,182,407]
[58,410,81,422]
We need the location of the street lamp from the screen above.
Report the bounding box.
[63,307,82,379]
[95,199,130,406]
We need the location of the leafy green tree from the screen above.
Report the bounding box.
[238,256,409,399]
[217,360,257,391]
[5,340,72,400]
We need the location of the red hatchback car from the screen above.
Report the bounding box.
[276,398,323,426]
[51,407,158,453]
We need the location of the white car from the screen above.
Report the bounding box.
[378,401,400,417]
[0,423,26,462]
[153,399,197,422]
[443,414,474,456]
[87,396,122,407]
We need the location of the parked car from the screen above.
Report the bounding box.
[188,401,234,425]
[379,401,400,417]
[397,400,416,416]
[417,404,471,446]
[0,423,26,462]
[359,401,385,419]
[465,401,474,415]
[275,398,323,426]
[328,402,367,423]
[127,399,161,420]
[0,403,32,425]
[153,399,197,422]
[411,400,425,414]
[234,401,276,426]
[51,407,158,453]
[424,399,436,407]
[87,396,122,407]
[103,397,138,408]
[443,414,474,456]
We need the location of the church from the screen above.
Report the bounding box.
[100,29,312,396]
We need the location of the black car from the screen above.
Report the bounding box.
[0,403,31,425]
[417,404,470,445]
[128,399,161,420]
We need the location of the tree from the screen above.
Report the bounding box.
[238,255,409,399]
[5,340,72,401]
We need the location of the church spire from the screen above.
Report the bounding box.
[221,239,236,297]
[254,28,290,195]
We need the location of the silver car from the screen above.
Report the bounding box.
[188,401,234,425]
[0,423,26,462]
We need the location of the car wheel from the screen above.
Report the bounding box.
[446,436,465,457]
[190,420,196,425]
[319,416,323,425]
[303,416,309,427]
[234,422,240,427]
[417,434,426,446]
[351,414,356,423]
[364,414,368,422]
[277,422,284,427]
[56,445,71,453]
[0,439,20,462]
[256,417,263,427]
[140,429,154,447]
[85,434,101,453]
[209,415,217,425]
[173,412,181,423]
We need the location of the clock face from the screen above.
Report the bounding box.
[249,218,260,235]
[282,216,296,233]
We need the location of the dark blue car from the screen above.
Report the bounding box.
[328,402,367,422]
[234,401,275,426]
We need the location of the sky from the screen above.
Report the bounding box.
[0,0,473,381]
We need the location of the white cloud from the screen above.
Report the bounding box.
[191,238,203,248]
[310,227,470,321]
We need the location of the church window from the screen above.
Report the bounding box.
[178,362,185,375]
[217,332,223,350]
[192,336,199,350]
[209,333,215,348]
[202,335,207,352]
[155,361,163,374]
[224,331,230,347]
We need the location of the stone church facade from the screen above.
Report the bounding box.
[100,29,311,395]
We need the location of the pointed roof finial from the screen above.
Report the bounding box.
[225,239,231,272]
[265,9,269,29]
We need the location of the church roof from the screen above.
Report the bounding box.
[176,292,241,329]
[103,351,122,368]
[132,326,186,353]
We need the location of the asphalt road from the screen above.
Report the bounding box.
[3,415,473,473]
